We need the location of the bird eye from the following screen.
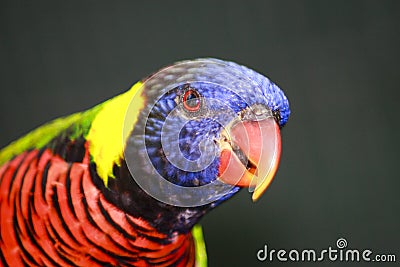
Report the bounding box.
[182,89,201,112]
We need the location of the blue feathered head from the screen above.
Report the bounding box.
[125,58,290,207]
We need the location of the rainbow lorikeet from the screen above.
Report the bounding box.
[0,58,290,266]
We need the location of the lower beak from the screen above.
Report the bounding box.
[218,115,281,201]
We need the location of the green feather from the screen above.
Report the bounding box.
[0,105,101,166]
[192,224,208,267]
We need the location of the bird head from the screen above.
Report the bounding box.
[123,58,290,208]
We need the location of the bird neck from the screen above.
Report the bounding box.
[92,159,214,235]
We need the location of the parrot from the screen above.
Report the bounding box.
[0,58,290,266]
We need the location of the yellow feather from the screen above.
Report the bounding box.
[86,82,145,185]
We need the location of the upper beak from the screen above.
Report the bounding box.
[217,105,282,201]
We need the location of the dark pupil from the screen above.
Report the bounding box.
[186,92,199,107]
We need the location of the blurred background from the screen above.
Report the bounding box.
[1,1,399,266]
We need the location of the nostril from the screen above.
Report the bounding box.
[240,104,273,122]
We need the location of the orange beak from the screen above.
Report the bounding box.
[217,110,281,201]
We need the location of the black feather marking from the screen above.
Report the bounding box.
[25,198,62,267]
[97,198,136,241]
[79,181,136,257]
[0,235,5,266]
[79,181,102,230]
[45,222,75,266]
[52,245,77,267]
[17,155,35,219]
[125,214,151,233]
[145,233,188,265]
[35,147,47,166]
[22,260,29,267]
[49,133,87,163]
[13,201,40,266]
[26,201,40,250]
[28,166,37,222]
[68,137,86,162]
[27,201,35,231]
[46,214,73,250]
[89,258,114,267]
[41,161,51,201]
[125,214,175,246]
[51,185,81,247]
[78,226,139,265]
[137,229,171,245]
[65,164,78,220]
[0,252,7,267]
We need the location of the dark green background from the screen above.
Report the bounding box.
[1,1,399,266]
